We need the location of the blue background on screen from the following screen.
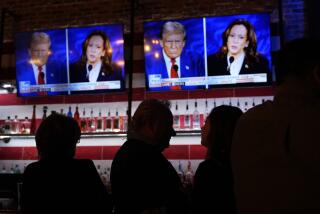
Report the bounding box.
[67,24,125,77]
[143,18,205,91]
[206,13,271,68]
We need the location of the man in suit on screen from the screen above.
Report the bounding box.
[16,32,67,96]
[146,21,205,91]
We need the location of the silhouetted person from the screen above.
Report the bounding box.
[111,99,189,214]
[231,38,320,214]
[21,113,112,214]
[192,105,242,214]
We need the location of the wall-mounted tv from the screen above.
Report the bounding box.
[15,24,125,97]
[143,13,272,91]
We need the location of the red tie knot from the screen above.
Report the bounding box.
[38,65,43,72]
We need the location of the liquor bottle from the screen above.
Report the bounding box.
[105,109,113,132]
[184,103,191,129]
[173,102,180,131]
[80,108,87,133]
[177,161,185,184]
[11,115,20,134]
[229,98,232,106]
[185,161,194,186]
[1,165,7,174]
[60,108,64,115]
[42,106,48,120]
[252,98,256,107]
[89,108,96,132]
[237,98,240,107]
[123,113,128,132]
[101,168,108,187]
[204,99,209,121]
[30,105,37,134]
[9,165,14,174]
[213,99,217,108]
[67,106,73,118]
[14,164,21,174]
[74,106,81,127]
[96,109,104,132]
[119,115,126,132]
[21,117,31,134]
[192,100,200,130]
[96,164,102,176]
[4,116,12,134]
[113,109,120,132]
[105,167,112,192]
[244,101,248,112]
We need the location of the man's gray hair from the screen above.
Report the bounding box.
[161,21,186,40]
[129,99,171,133]
[30,32,51,48]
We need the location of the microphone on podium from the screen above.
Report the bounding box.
[173,64,179,72]
[227,56,235,73]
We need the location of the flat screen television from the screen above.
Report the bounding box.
[143,13,272,91]
[15,24,125,97]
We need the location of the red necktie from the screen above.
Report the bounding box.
[170,58,181,90]
[37,66,47,96]
[38,66,45,84]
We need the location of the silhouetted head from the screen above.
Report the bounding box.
[36,113,81,160]
[128,99,176,152]
[275,38,320,87]
[201,105,243,162]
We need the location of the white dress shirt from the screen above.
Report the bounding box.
[32,64,47,84]
[87,61,102,82]
[163,50,181,78]
[227,52,245,76]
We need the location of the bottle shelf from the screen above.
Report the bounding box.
[0,130,201,143]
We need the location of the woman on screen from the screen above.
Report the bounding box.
[207,19,270,77]
[69,30,122,83]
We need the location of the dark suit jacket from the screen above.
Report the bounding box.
[207,53,270,76]
[21,159,112,214]
[69,62,124,94]
[16,60,68,97]
[111,139,189,214]
[145,50,205,91]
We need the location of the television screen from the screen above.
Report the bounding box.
[15,24,125,97]
[143,13,272,91]
[144,18,206,91]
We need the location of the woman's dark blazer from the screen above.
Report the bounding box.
[69,62,124,94]
[69,62,122,83]
[207,53,270,76]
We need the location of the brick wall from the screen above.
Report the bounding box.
[1,0,276,36]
